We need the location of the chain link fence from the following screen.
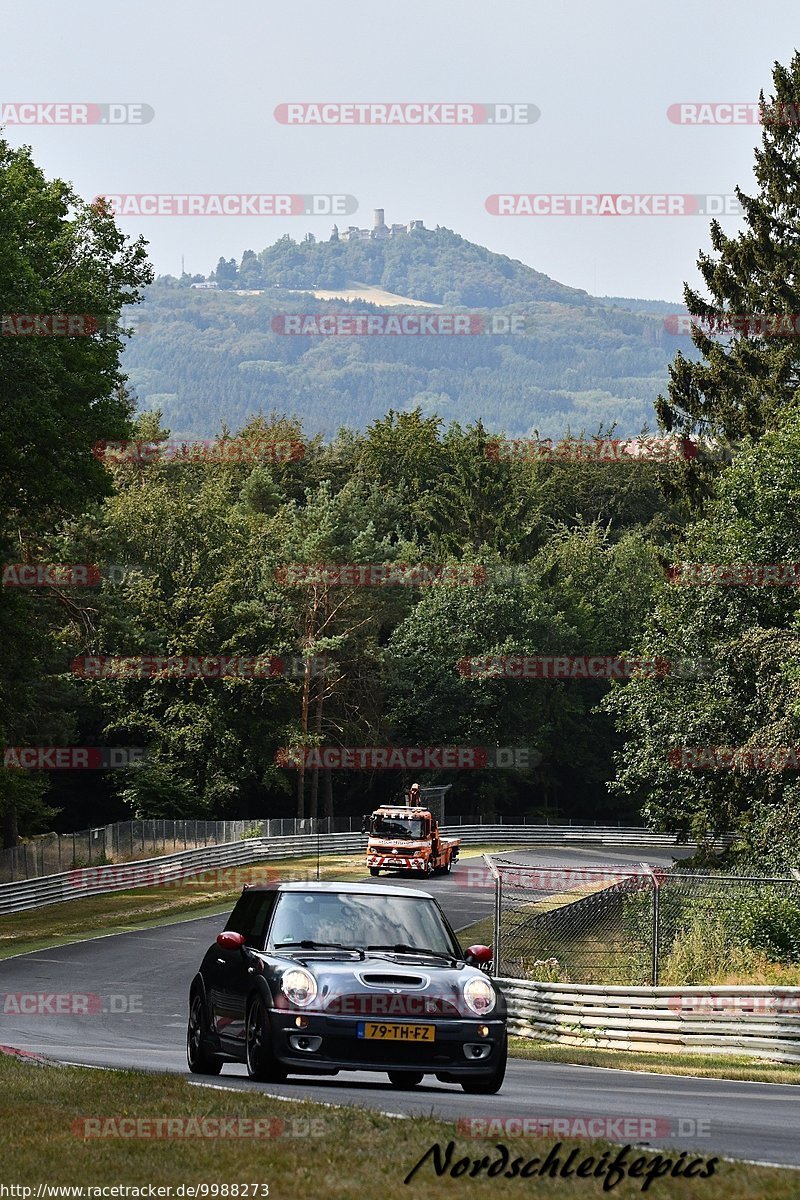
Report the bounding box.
[0,813,637,884]
[0,817,356,882]
[491,858,800,986]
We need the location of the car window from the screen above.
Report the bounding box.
[225,892,276,946]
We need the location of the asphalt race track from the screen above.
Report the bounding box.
[2,845,799,1168]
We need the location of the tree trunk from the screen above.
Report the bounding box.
[323,767,333,822]
[309,675,325,819]
[2,804,19,850]
[296,654,312,819]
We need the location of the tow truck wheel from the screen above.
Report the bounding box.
[387,1071,424,1088]
[369,867,380,876]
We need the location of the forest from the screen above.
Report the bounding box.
[4,51,800,885]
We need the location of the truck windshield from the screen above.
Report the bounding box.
[371,815,425,839]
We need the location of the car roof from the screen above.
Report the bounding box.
[244,880,434,899]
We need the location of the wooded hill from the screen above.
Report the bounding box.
[121,226,694,442]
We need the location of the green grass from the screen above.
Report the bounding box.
[508,1038,800,1085]
[0,844,513,961]
[0,1054,796,1197]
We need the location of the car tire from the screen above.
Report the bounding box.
[387,1071,424,1088]
[186,993,222,1075]
[246,997,287,1083]
[369,868,380,876]
[460,1035,507,1095]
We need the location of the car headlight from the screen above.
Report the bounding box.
[281,967,318,1007]
[463,976,496,1016]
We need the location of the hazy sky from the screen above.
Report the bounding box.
[2,2,797,300]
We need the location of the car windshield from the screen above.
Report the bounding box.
[268,891,458,956]
[371,815,425,839]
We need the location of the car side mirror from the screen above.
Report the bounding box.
[216,931,246,950]
[465,944,493,970]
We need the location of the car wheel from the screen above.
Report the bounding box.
[246,997,287,1082]
[387,1071,424,1088]
[460,1035,507,1095]
[369,867,380,876]
[186,993,222,1075]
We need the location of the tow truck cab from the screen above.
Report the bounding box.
[362,804,460,877]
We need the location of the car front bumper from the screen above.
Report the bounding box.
[367,853,428,870]
[268,1011,506,1074]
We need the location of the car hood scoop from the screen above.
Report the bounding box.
[356,971,429,989]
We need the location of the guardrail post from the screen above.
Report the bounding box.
[483,854,502,977]
[640,862,660,986]
[652,883,661,986]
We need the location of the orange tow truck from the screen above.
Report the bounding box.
[363,785,460,878]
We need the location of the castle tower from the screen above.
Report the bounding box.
[373,209,385,228]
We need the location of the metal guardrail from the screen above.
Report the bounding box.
[498,978,800,1062]
[0,825,703,916]
[1,817,692,883]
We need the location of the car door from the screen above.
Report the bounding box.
[209,892,276,1042]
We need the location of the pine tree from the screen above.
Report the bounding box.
[657,53,800,494]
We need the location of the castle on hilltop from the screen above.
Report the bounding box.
[331,209,424,242]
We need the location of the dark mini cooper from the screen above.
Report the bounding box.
[187,881,507,1092]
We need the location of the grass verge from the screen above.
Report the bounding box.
[0,1053,795,1198]
[0,844,513,962]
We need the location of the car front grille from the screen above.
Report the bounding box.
[323,1037,459,1066]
